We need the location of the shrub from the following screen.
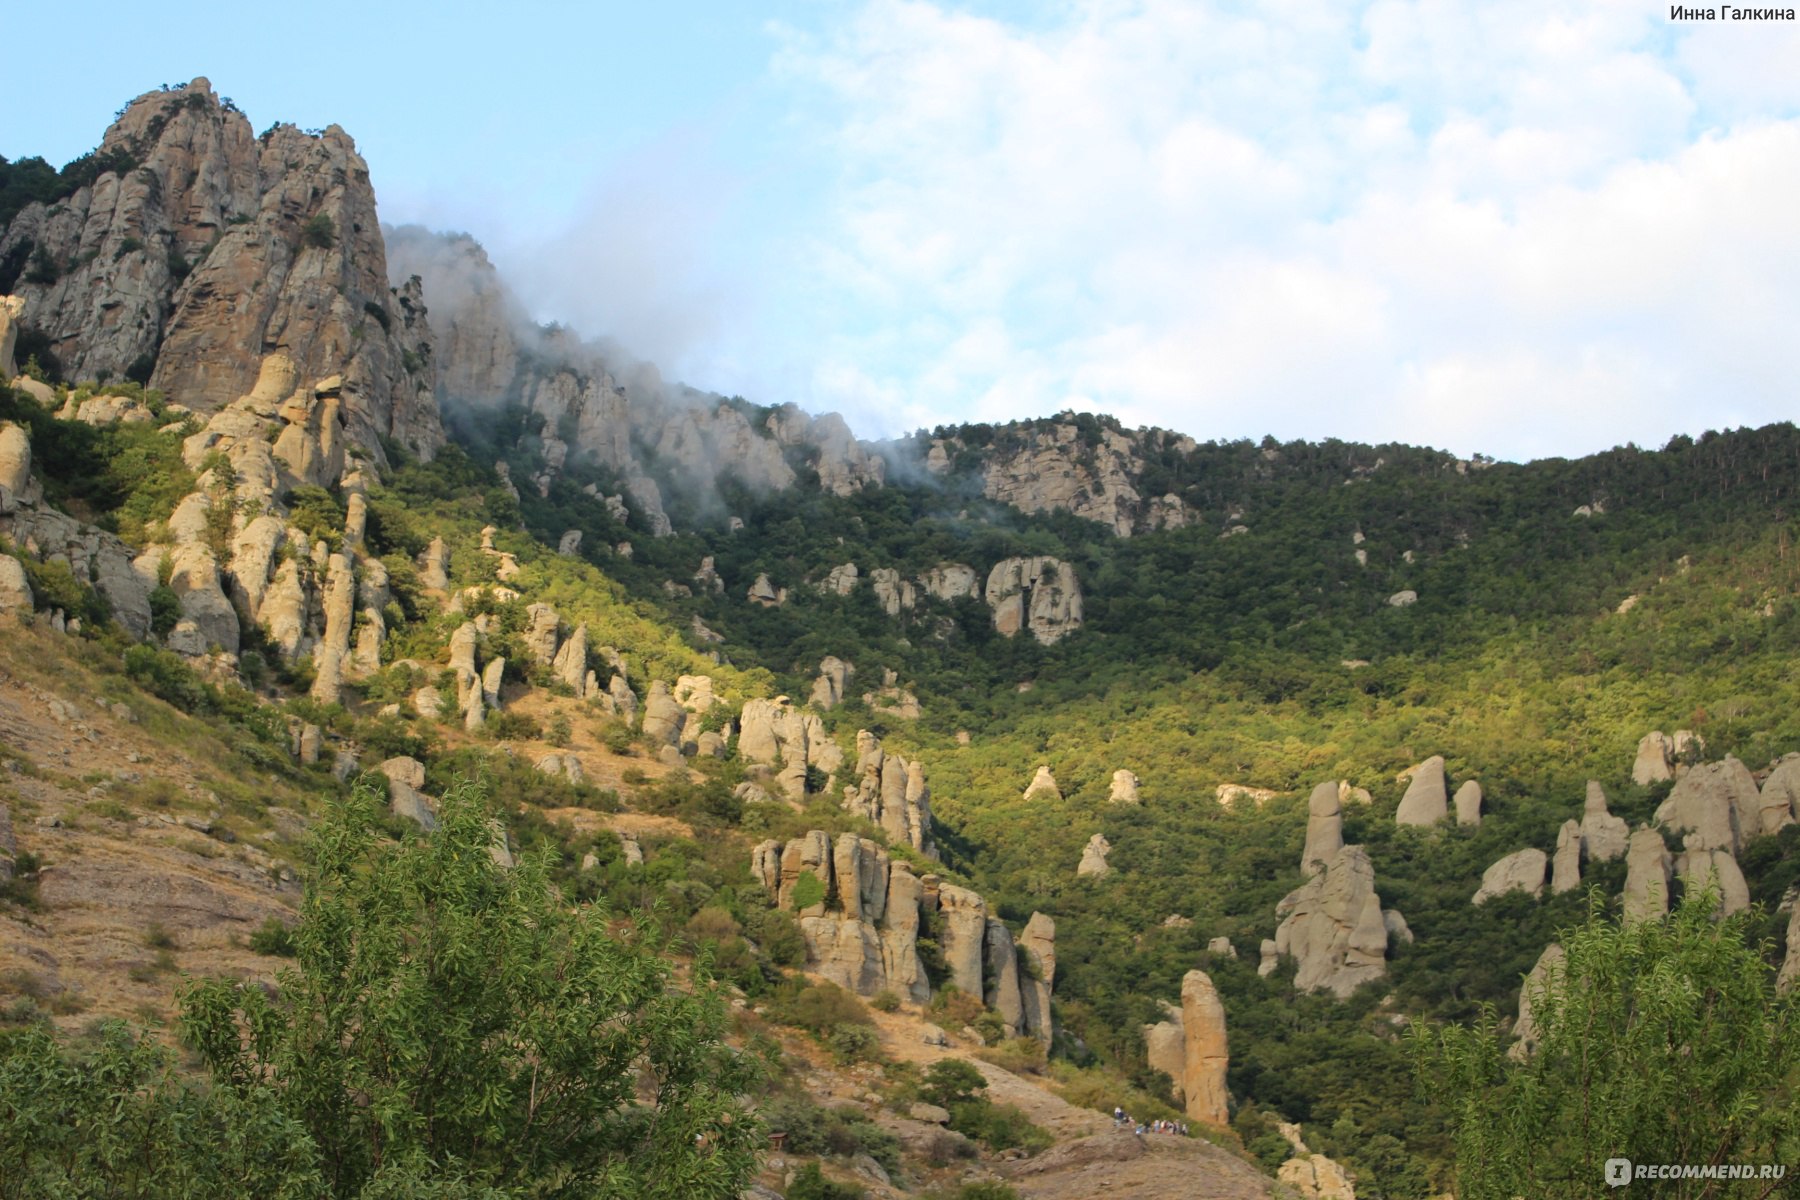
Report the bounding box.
[789,869,826,912]
[148,583,182,639]
[298,213,335,249]
[827,1024,882,1065]
[247,917,296,958]
[870,989,901,1013]
[785,1162,864,1200]
[768,980,872,1036]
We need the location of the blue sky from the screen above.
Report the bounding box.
[8,1,1800,461]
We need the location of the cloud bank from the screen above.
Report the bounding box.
[761,0,1800,461]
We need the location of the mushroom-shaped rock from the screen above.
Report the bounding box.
[1302,781,1344,876]
[1623,827,1673,923]
[1580,781,1630,861]
[1453,780,1483,826]
[1473,848,1548,905]
[1395,756,1448,827]
[1076,832,1112,878]
[1109,769,1140,804]
[1180,970,1231,1127]
[1023,765,1061,801]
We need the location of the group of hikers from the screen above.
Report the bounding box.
[1113,1107,1191,1138]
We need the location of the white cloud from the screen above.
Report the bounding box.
[771,0,1800,460]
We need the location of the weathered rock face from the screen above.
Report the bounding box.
[0,554,31,614]
[1143,1004,1187,1097]
[1512,942,1566,1059]
[1077,833,1112,878]
[870,567,916,616]
[1580,781,1630,861]
[1453,780,1483,827]
[810,656,854,710]
[1023,765,1062,801]
[1278,1151,1356,1200]
[971,418,1193,536]
[986,919,1025,1037]
[1258,939,1280,978]
[386,227,889,521]
[640,681,685,748]
[1108,769,1140,804]
[1757,757,1800,836]
[1779,903,1800,995]
[841,730,934,855]
[1274,845,1389,997]
[1674,847,1750,917]
[1018,911,1056,1044]
[0,295,22,377]
[1473,848,1548,905]
[1623,827,1673,923]
[919,562,978,601]
[985,556,1084,644]
[1655,758,1760,855]
[0,423,34,507]
[1,82,441,464]
[1302,780,1344,876]
[1633,731,1675,785]
[738,697,842,800]
[1395,757,1448,827]
[1551,820,1583,894]
[937,884,989,998]
[1180,970,1231,1127]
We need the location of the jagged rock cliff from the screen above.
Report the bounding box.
[383,227,882,520]
[1,79,441,464]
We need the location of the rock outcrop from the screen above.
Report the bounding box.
[970,418,1194,536]
[1394,757,1448,827]
[1551,820,1583,894]
[1580,781,1630,861]
[1019,912,1056,1044]
[1076,833,1112,878]
[1779,903,1800,995]
[1301,781,1344,876]
[1473,848,1548,905]
[1758,757,1800,836]
[1512,942,1566,1059]
[1180,971,1231,1126]
[1623,827,1673,923]
[1655,757,1760,855]
[1633,731,1675,785]
[2,82,441,464]
[984,556,1084,644]
[1674,847,1750,916]
[0,554,31,615]
[738,697,842,800]
[1257,939,1280,978]
[1023,765,1062,801]
[1274,845,1390,997]
[1108,769,1140,804]
[1453,780,1483,826]
[841,730,934,856]
[810,656,854,710]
